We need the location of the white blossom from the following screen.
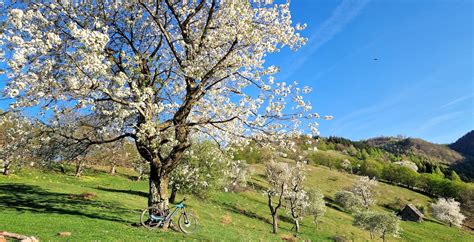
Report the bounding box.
[431,198,465,227]
[352,176,377,209]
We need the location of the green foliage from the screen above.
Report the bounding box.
[450,170,461,182]
[334,191,363,212]
[359,159,383,179]
[382,164,419,188]
[306,188,326,227]
[417,173,474,205]
[353,211,400,241]
[306,150,348,170]
[170,141,230,199]
[433,167,445,178]
[232,143,272,164]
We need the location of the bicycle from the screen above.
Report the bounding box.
[140,198,198,234]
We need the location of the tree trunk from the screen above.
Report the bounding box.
[75,160,83,177]
[169,183,178,204]
[272,214,278,234]
[2,161,10,176]
[59,164,66,174]
[149,162,171,229]
[294,219,300,233]
[110,164,116,175]
[148,162,169,208]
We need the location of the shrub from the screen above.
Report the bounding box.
[335,191,362,212]
[353,211,400,242]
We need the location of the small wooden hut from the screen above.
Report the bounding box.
[398,204,423,222]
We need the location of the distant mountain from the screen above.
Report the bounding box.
[361,131,474,180]
[449,130,474,180]
[300,131,474,180]
[450,130,474,157]
[364,137,464,165]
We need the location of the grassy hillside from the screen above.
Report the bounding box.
[0,165,472,241]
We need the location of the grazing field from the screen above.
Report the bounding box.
[0,165,472,241]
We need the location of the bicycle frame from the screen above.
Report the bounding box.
[150,201,187,226]
[163,202,185,224]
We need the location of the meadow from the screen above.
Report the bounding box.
[0,164,472,241]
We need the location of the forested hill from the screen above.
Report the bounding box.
[323,131,474,181]
[364,137,463,165]
[449,130,474,181]
[235,130,474,181]
[450,131,474,157]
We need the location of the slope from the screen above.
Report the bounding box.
[0,166,472,241]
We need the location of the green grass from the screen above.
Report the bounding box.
[0,165,472,241]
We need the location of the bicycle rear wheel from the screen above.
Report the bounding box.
[178,212,198,234]
[140,206,164,229]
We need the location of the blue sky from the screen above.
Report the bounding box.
[268,0,473,144]
[0,0,472,144]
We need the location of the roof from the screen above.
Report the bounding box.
[404,204,424,217]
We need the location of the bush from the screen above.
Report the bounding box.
[334,191,362,212]
[353,211,400,241]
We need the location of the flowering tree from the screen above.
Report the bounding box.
[334,190,363,212]
[0,1,324,213]
[341,159,352,174]
[265,161,290,234]
[224,159,251,192]
[393,160,418,172]
[431,198,465,227]
[133,158,149,181]
[353,211,400,242]
[169,141,230,202]
[0,112,36,175]
[352,176,377,209]
[285,162,307,232]
[306,188,326,229]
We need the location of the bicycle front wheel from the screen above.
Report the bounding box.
[140,206,164,229]
[178,212,198,234]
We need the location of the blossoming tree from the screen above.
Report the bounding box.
[265,161,290,234]
[306,188,326,229]
[353,211,400,242]
[352,176,377,209]
[0,112,36,175]
[285,162,307,232]
[1,1,324,212]
[431,198,465,227]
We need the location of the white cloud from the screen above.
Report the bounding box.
[440,94,473,109]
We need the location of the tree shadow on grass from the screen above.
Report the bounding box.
[94,186,148,198]
[247,181,267,192]
[213,200,270,225]
[0,183,135,224]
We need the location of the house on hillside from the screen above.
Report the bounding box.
[398,204,423,222]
